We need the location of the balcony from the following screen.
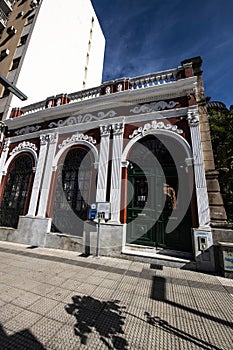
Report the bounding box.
[0,0,14,16]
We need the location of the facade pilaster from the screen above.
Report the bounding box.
[96,125,111,202]
[37,133,58,217]
[109,122,124,222]
[0,139,10,186]
[27,135,49,216]
[188,109,210,227]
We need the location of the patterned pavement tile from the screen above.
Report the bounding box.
[75,282,97,294]
[99,278,121,290]
[28,317,64,344]
[12,291,42,308]
[30,282,57,296]
[91,286,114,300]
[27,297,59,316]
[46,302,76,326]
[45,286,73,302]
[0,304,24,324]
[3,310,42,333]
[45,324,81,350]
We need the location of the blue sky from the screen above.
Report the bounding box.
[92,0,233,108]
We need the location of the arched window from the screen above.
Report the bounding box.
[0,155,34,228]
[52,147,94,236]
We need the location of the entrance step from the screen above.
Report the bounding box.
[121,244,196,269]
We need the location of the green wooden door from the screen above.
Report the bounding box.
[126,136,192,252]
[127,166,166,247]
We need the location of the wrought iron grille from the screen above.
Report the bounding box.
[0,155,33,228]
[52,148,93,236]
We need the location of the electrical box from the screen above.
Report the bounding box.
[198,236,208,251]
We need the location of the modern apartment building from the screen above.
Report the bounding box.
[0,0,41,119]
[0,0,105,120]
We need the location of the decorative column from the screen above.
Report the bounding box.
[37,133,58,217]
[109,122,124,222]
[96,125,111,202]
[0,139,10,186]
[27,135,49,216]
[188,109,210,227]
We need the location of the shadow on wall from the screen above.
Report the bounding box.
[0,325,47,349]
[65,295,128,349]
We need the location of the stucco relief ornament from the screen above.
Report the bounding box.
[58,133,96,149]
[10,141,37,155]
[130,101,179,114]
[129,120,183,139]
[187,111,199,127]
[48,110,117,128]
[40,133,57,144]
[112,122,124,135]
[15,125,41,135]
[100,125,111,136]
[2,139,10,152]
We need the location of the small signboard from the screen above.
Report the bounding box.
[223,249,233,271]
[88,202,111,221]
[97,202,111,220]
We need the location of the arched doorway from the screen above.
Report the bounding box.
[0,154,34,228]
[126,135,193,252]
[51,147,94,236]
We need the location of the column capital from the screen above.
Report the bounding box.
[112,122,124,135]
[100,124,111,137]
[187,109,199,127]
[40,132,58,145]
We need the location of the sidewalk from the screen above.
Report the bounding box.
[0,241,232,350]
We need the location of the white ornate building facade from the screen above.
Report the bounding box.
[0,57,229,272]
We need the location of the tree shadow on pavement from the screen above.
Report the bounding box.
[145,312,223,350]
[0,324,47,350]
[65,295,128,349]
[151,276,233,328]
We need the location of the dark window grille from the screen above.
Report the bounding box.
[52,148,93,236]
[0,155,33,228]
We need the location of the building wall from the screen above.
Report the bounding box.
[0,0,41,119]
[0,58,226,272]
[0,0,105,120]
[9,0,105,111]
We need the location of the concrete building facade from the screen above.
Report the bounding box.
[0,0,105,119]
[0,57,231,273]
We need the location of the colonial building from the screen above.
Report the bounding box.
[0,57,230,272]
[0,0,105,119]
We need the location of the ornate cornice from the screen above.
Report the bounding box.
[15,125,41,136]
[10,141,37,156]
[48,110,117,128]
[58,133,97,149]
[130,100,179,114]
[129,120,183,139]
